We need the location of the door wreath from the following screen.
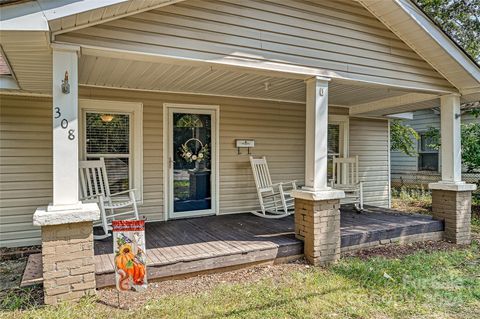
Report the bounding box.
[180,138,209,163]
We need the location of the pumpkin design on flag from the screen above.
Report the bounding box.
[113,221,147,292]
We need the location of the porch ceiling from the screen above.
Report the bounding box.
[78,55,412,106]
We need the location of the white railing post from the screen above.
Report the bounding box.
[49,44,81,210]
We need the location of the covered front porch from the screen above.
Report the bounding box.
[23,206,444,288]
[2,0,477,305]
[24,35,475,304]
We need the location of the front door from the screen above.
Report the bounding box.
[166,105,217,219]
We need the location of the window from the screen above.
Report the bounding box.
[327,116,349,180]
[80,99,143,200]
[327,124,340,179]
[85,112,131,194]
[418,132,438,171]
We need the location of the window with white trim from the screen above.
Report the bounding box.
[328,116,349,180]
[418,132,439,171]
[80,99,143,201]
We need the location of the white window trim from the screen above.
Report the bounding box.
[416,130,440,172]
[329,114,349,157]
[79,99,143,202]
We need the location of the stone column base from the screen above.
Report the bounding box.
[430,183,476,245]
[293,190,343,266]
[34,203,99,305]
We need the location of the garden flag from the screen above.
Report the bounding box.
[112,220,147,292]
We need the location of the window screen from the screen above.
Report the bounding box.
[418,132,438,171]
[85,112,131,193]
[327,124,340,179]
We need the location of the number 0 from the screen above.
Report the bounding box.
[61,119,68,129]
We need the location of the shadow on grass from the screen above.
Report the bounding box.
[201,287,343,319]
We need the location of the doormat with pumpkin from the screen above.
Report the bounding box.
[113,220,147,292]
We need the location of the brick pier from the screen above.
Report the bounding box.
[41,221,96,305]
[294,198,341,266]
[431,189,472,245]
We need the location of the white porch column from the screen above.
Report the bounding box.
[439,93,462,184]
[304,76,330,191]
[429,93,476,245]
[51,44,81,209]
[292,76,344,266]
[33,44,99,305]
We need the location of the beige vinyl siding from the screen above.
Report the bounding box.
[56,0,453,92]
[0,88,390,247]
[349,118,390,208]
[0,95,52,247]
[81,87,307,217]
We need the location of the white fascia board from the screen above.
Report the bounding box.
[395,0,480,83]
[0,0,127,31]
[0,1,49,31]
[37,0,128,21]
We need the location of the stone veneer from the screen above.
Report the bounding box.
[41,221,96,305]
[294,198,341,266]
[431,189,472,245]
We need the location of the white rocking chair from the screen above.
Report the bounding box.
[330,156,364,211]
[79,158,140,240]
[249,156,297,218]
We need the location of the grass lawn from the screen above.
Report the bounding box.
[1,192,479,319]
[2,244,479,319]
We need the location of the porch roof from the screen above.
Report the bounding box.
[1,0,479,117]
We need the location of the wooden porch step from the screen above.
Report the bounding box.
[21,242,303,288]
[96,242,302,288]
[20,253,43,287]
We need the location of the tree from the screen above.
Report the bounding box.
[390,120,420,156]
[414,0,480,62]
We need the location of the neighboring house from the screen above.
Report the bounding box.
[391,102,479,188]
[0,0,479,305]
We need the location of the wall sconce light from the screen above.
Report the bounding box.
[61,71,70,94]
[100,114,114,123]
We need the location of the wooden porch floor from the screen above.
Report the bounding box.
[93,206,443,287]
[21,206,444,288]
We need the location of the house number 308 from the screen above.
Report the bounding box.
[54,107,75,141]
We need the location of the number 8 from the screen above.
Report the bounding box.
[68,129,75,140]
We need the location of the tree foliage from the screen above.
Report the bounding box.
[390,120,420,156]
[414,0,480,62]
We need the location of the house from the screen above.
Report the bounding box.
[0,0,478,304]
[391,101,479,188]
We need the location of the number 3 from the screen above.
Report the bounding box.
[68,129,75,140]
[54,107,61,119]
